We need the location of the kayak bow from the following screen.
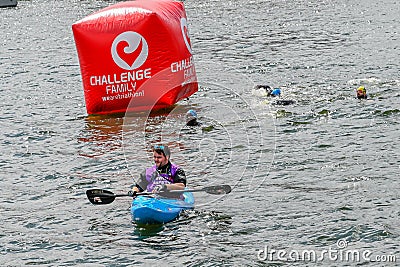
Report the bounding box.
[131,192,194,225]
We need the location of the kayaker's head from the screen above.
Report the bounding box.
[356,86,367,99]
[153,144,170,167]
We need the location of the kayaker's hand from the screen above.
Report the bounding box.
[128,190,137,198]
[153,184,167,193]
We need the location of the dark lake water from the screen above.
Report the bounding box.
[1,0,399,266]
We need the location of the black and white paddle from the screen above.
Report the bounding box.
[86,185,232,205]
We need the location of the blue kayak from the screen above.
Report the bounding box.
[131,192,194,225]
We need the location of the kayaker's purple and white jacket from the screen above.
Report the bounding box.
[135,161,186,193]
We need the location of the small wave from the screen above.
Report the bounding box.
[288,120,313,125]
[311,224,393,246]
[347,77,382,86]
[373,109,400,116]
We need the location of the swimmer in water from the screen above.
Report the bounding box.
[254,85,281,97]
[186,109,201,126]
[356,86,367,99]
[254,85,296,105]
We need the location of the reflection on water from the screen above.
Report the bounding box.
[78,115,124,158]
[77,106,183,158]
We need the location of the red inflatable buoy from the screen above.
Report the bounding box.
[72,0,198,115]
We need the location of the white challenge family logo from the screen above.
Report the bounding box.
[88,31,151,100]
[168,17,196,84]
[180,18,192,54]
[111,31,149,70]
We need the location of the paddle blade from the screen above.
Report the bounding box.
[86,189,116,205]
[203,185,232,195]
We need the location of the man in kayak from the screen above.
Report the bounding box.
[131,145,186,197]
